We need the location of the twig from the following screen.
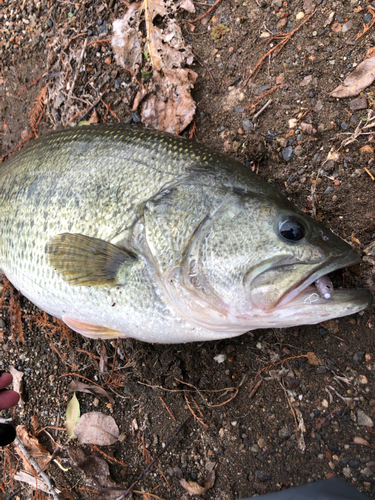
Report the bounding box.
[185,394,208,428]
[253,98,272,120]
[249,379,262,399]
[117,416,192,499]
[14,437,59,500]
[254,355,308,381]
[65,38,88,113]
[66,85,109,124]
[186,0,223,25]
[364,167,375,180]
[158,396,176,421]
[192,48,217,90]
[244,84,284,111]
[0,133,34,163]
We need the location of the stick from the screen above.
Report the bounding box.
[66,38,88,111]
[253,98,272,120]
[117,416,193,499]
[14,437,59,500]
[186,0,223,25]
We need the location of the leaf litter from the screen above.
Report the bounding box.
[74,411,119,446]
[111,0,197,133]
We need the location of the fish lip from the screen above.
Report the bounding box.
[277,248,361,308]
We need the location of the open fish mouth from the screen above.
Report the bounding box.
[276,249,373,315]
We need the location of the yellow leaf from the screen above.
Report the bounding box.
[66,393,80,439]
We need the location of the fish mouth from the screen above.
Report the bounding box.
[275,248,373,316]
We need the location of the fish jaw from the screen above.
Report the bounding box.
[248,287,373,330]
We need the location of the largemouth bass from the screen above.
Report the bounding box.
[0,125,372,343]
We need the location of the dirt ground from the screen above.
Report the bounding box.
[1,0,375,499]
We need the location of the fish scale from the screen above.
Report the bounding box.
[0,124,371,343]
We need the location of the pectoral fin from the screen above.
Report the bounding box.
[47,233,137,286]
[63,316,126,339]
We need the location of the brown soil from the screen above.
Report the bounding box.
[0,0,375,499]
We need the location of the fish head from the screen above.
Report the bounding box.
[166,191,372,333]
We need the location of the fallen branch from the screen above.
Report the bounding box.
[14,437,59,500]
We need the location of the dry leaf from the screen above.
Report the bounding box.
[330,55,375,98]
[15,425,51,473]
[111,3,142,71]
[66,393,80,439]
[300,122,317,135]
[360,145,374,155]
[74,412,119,445]
[306,352,320,366]
[180,0,195,13]
[353,436,371,446]
[324,11,335,27]
[276,73,285,85]
[88,110,99,124]
[331,22,342,32]
[9,366,24,406]
[351,232,361,246]
[325,148,340,162]
[99,343,108,373]
[111,0,196,133]
[68,447,118,488]
[178,469,215,496]
[319,319,339,334]
[68,380,114,404]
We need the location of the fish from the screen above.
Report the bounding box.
[0,124,372,343]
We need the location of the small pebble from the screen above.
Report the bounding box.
[282,146,294,162]
[319,326,328,336]
[353,351,365,364]
[324,186,333,194]
[255,470,272,482]
[243,118,253,131]
[350,96,368,111]
[357,409,373,427]
[341,123,348,130]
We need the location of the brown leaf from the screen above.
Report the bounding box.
[306,352,321,366]
[276,73,285,85]
[180,0,195,13]
[111,3,142,72]
[88,110,99,124]
[331,22,342,32]
[330,55,375,98]
[68,380,114,404]
[353,436,371,446]
[74,412,119,445]
[360,145,374,155]
[99,343,108,373]
[15,425,51,473]
[112,0,196,134]
[179,469,215,496]
[141,69,197,133]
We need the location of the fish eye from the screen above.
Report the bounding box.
[279,217,305,242]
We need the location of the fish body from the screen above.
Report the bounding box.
[0,125,372,343]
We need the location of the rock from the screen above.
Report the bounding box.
[341,123,348,130]
[296,12,305,20]
[364,241,375,257]
[319,326,328,336]
[317,366,327,374]
[255,470,272,482]
[364,13,372,24]
[349,459,360,469]
[349,96,367,111]
[131,111,141,123]
[243,118,253,131]
[343,467,351,478]
[282,146,293,161]
[300,75,312,86]
[342,19,353,32]
[303,0,316,14]
[250,444,259,452]
[284,375,300,389]
[357,409,373,427]
[294,145,304,157]
[362,467,373,478]
[0,318,5,329]
[276,137,288,148]
[278,426,291,439]
[353,351,365,364]
[324,187,333,194]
